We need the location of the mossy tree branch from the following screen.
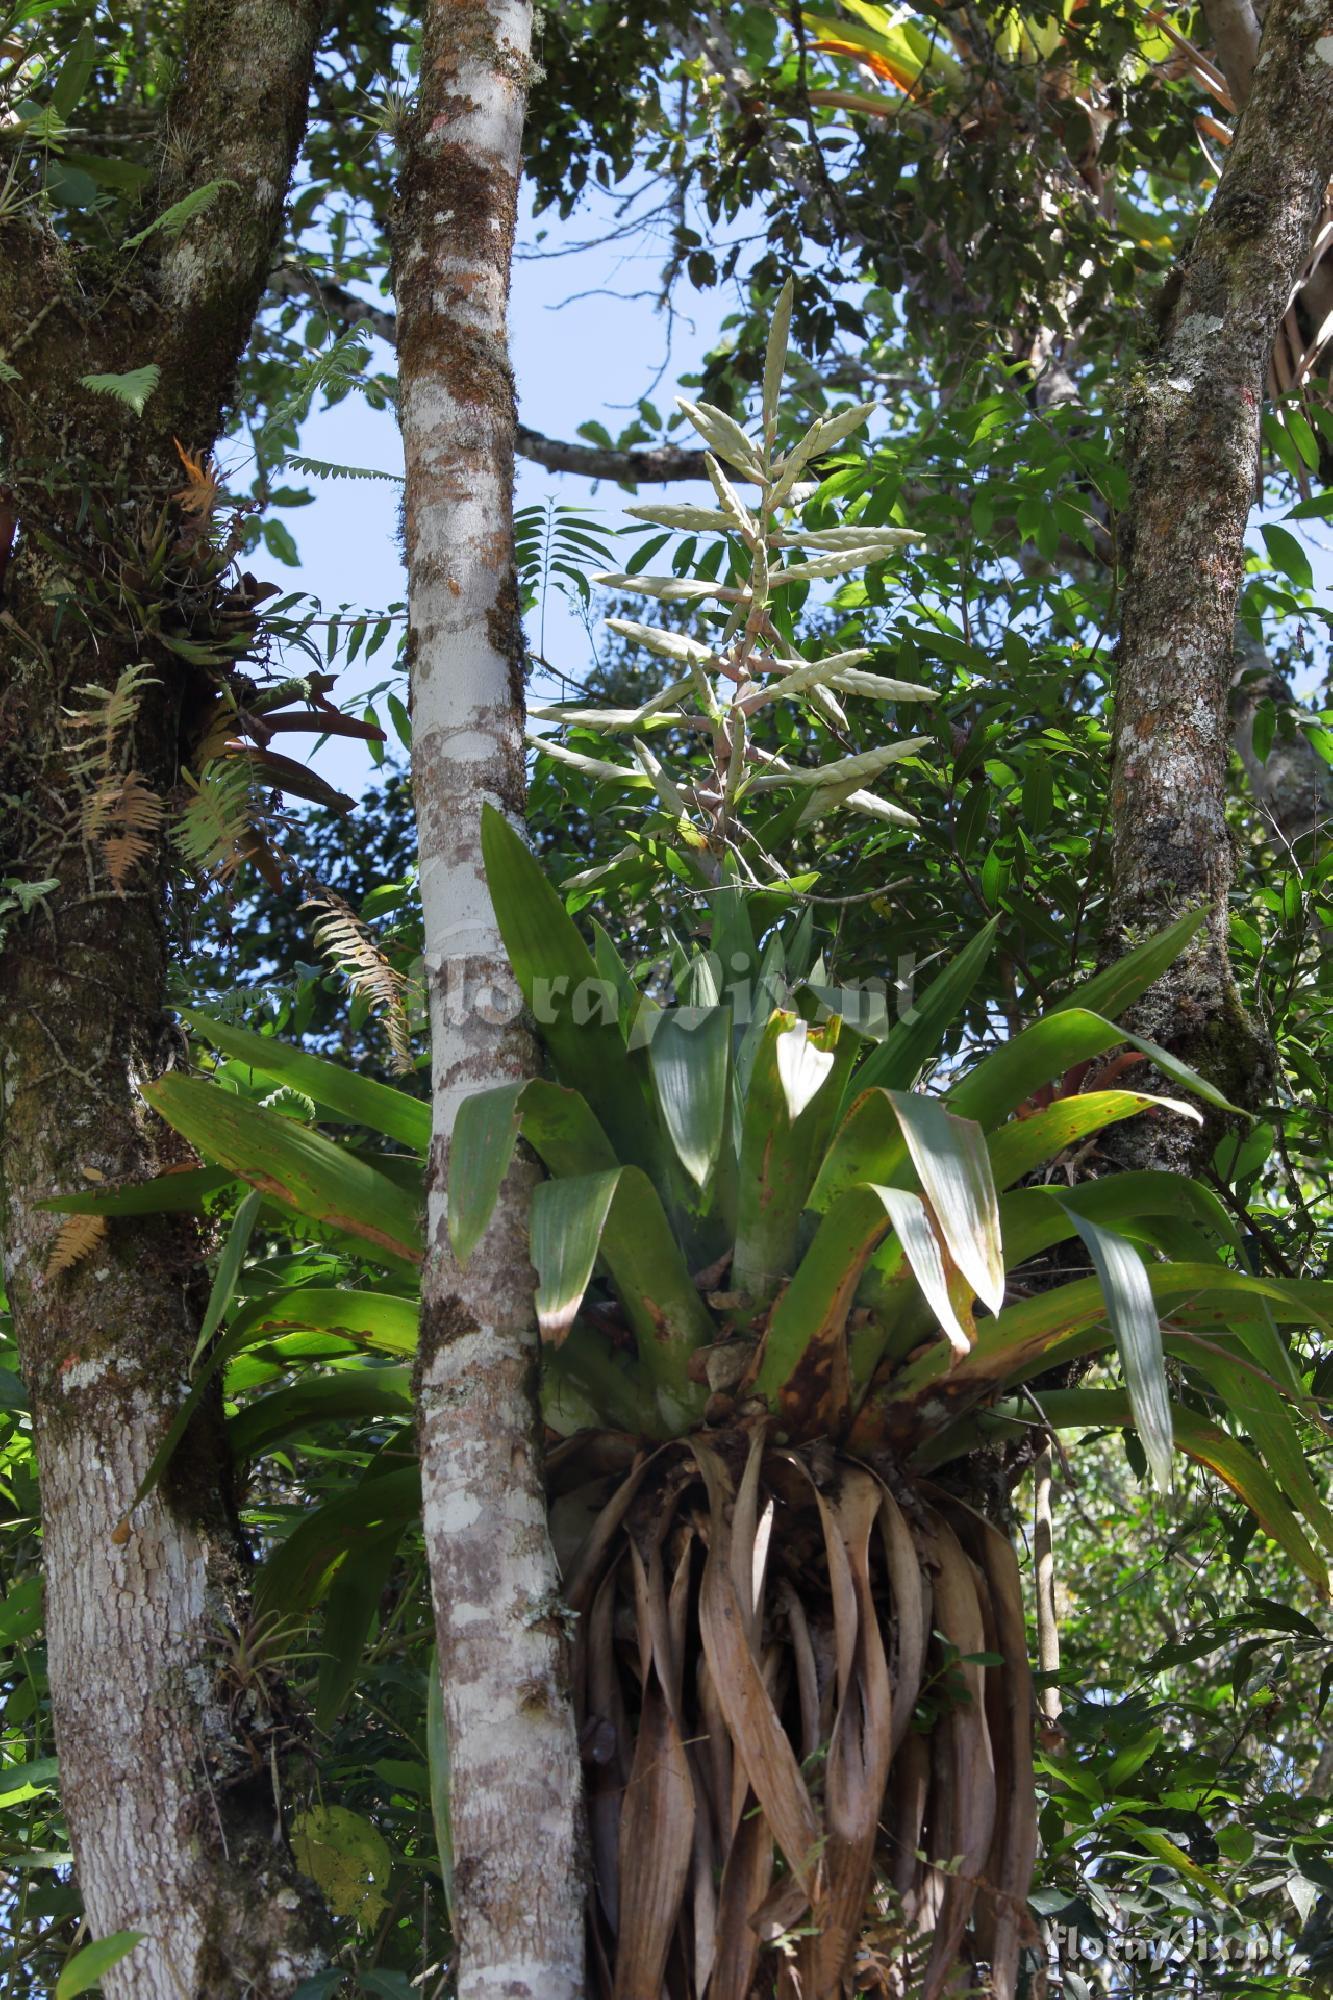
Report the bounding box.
[1108,0,1333,1155]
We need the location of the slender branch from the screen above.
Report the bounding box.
[514,426,707,482]
[269,262,711,482]
[270,261,398,347]
[1199,0,1262,107]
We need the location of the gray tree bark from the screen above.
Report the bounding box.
[0,3,333,1991]
[394,5,586,1996]
[1108,0,1333,1157]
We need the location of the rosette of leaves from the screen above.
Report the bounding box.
[529,279,935,902]
[90,819,1333,1996]
[438,817,1333,1996]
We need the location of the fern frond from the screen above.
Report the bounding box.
[516,499,614,630]
[285,454,403,484]
[306,891,413,1071]
[46,1213,108,1280]
[82,770,165,838]
[121,179,238,251]
[79,365,161,416]
[263,326,372,436]
[63,664,158,780]
[173,757,256,879]
[259,1084,317,1122]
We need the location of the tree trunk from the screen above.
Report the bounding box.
[1108,0,1333,1159]
[395,6,586,1998]
[0,3,332,1990]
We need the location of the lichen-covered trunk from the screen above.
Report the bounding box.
[0,1,330,1986]
[1109,0,1333,1161]
[395,6,585,1998]
[0,815,328,1998]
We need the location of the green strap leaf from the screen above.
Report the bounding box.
[734,1011,855,1306]
[37,1166,235,1215]
[646,1005,731,1187]
[529,1167,711,1428]
[189,1187,262,1369]
[226,1365,413,1464]
[448,1083,525,1263]
[1055,1204,1173,1492]
[872,1185,972,1357]
[986,1088,1199,1191]
[182,1010,430,1153]
[774,1016,836,1120]
[756,1180,973,1423]
[1051,909,1206,1020]
[144,1075,422,1271]
[889,1090,1005,1314]
[314,1522,406,1732]
[1037,1389,1328,1594]
[948,1006,1240,1128]
[255,1463,420,1621]
[843,916,998,1106]
[531,1171,622,1344]
[1165,1332,1333,1556]
[56,1933,145,2000]
[132,1288,417,1508]
[482,803,668,1178]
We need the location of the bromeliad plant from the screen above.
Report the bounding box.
[49,297,1333,1996]
[445,813,1333,2000]
[49,883,1333,1998]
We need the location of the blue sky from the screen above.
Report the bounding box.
[276,183,1333,798]
[282,193,728,793]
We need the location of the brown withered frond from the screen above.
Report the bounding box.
[172,437,222,518]
[559,1432,1038,2000]
[82,770,166,889]
[45,1213,108,1280]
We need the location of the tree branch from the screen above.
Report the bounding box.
[1231,627,1333,839]
[270,262,399,347]
[514,427,707,481]
[1108,0,1333,1138]
[153,0,325,440]
[269,261,713,482]
[1199,0,1262,107]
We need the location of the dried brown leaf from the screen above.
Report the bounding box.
[45,1212,108,1279]
[692,1442,822,1897]
[919,1516,997,2000]
[612,1674,694,2000]
[948,1501,1039,2000]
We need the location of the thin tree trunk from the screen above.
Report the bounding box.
[395,6,585,1998]
[1108,0,1333,1160]
[0,3,331,1990]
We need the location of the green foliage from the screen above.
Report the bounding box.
[54,1932,144,1999]
[120,178,237,250]
[77,364,159,414]
[4,0,1333,1985]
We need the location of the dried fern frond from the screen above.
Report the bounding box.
[173,757,256,879]
[46,1213,108,1280]
[306,891,413,1071]
[63,664,158,781]
[82,771,166,889]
